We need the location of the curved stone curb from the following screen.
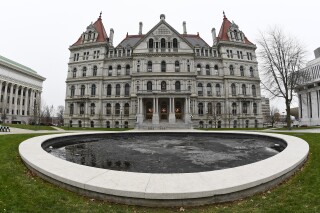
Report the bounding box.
[19,130,309,206]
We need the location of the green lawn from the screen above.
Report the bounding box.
[199,127,269,131]
[5,124,56,131]
[59,126,132,131]
[0,133,319,212]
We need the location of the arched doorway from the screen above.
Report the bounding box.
[69,120,73,127]
[90,121,94,128]
[175,101,182,120]
[146,101,153,120]
[160,101,168,120]
[78,120,82,127]
[124,121,129,128]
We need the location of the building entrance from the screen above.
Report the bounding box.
[160,101,168,120]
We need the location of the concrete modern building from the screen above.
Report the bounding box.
[65,13,263,129]
[261,97,270,123]
[296,47,320,126]
[0,55,45,124]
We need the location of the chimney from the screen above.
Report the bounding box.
[314,47,320,59]
[139,22,143,35]
[109,28,114,46]
[183,21,187,34]
[211,28,217,44]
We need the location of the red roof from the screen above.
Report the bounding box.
[72,15,108,46]
[217,14,253,45]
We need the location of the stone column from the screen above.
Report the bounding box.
[24,88,29,116]
[8,84,14,115]
[14,85,18,115]
[3,83,8,114]
[169,97,176,123]
[152,97,159,124]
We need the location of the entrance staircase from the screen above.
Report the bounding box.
[136,120,192,130]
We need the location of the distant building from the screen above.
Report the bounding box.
[64,13,263,129]
[0,55,45,124]
[295,47,320,126]
[261,97,270,123]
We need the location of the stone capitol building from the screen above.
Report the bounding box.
[64,13,263,129]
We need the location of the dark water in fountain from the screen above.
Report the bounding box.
[44,132,286,173]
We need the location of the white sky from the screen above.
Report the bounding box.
[1,0,319,112]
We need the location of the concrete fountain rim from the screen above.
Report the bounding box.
[19,130,309,206]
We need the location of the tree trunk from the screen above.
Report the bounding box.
[286,101,291,130]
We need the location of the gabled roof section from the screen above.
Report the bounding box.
[133,17,194,49]
[117,34,144,48]
[72,13,108,46]
[182,34,210,48]
[217,12,253,45]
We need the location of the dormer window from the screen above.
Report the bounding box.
[173,38,178,49]
[148,39,154,49]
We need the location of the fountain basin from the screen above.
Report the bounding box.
[19,130,309,207]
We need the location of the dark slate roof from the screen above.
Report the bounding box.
[182,34,210,48]
[117,35,144,48]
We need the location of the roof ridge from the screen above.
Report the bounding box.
[0,54,37,74]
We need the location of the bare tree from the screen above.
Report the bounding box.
[266,107,280,128]
[257,27,306,129]
[56,105,64,126]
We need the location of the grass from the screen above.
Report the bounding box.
[58,126,133,131]
[0,133,319,212]
[274,126,320,131]
[5,124,56,131]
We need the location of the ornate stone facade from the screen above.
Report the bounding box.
[0,55,45,124]
[65,13,263,129]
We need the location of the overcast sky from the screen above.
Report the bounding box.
[1,0,319,112]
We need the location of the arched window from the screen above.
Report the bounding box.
[161,38,166,49]
[197,64,201,74]
[106,103,111,115]
[80,85,85,96]
[173,38,178,49]
[252,85,256,97]
[197,83,203,96]
[216,103,221,115]
[242,102,248,114]
[70,85,75,97]
[82,67,87,77]
[107,84,112,96]
[161,61,166,72]
[175,61,180,72]
[70,103,74,115]
[175,81,181,91]
[232,102,237,115]
[125,83,130,96]
[214,65,219,75]
[117,65,121,76]
[161,81,166,91]
[229,65,234,75]
[215,84,221,96]
[116,84,120,96]
[124,103,130,115]
[147,81,152,91]
[240,66,244,76]
[72,68,77,78]
[115,103,120,115]
[231,83,236,96]
[90,103,95,115]
[79,103,85,115]
[93,66,97,76]
[148,38,154,49]
[198,103,203,115]
[108,66,112,76]
[206,65,210,75]
[207,103,212,115]
[250,67,254,77]
[253,103,258,115]
[147,61,152,72]
[125,65,130,75]
[205,83,211,96]
[242,84,246,95]
[91,84,96,96]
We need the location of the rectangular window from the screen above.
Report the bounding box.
[93,51,96,59]
[226,50,230,58]
[237,51,240,59]
[240,51,243,59]
[97,50,100,58]
[213,50,217,57]
[230,50,233,58]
